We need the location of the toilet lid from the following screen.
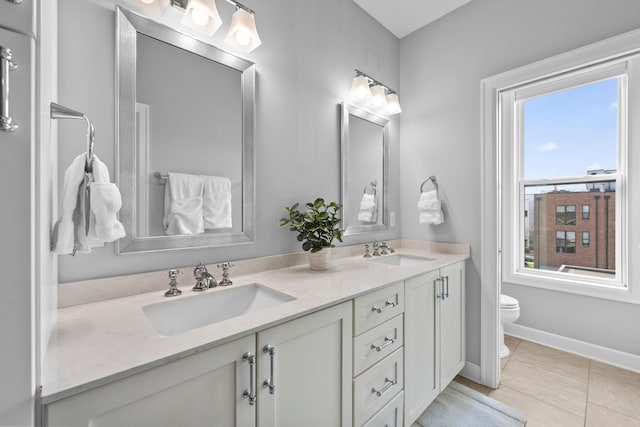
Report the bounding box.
[500,294,519,308]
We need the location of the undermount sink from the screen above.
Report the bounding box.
[142,284,295,336]
[370,254,435,267]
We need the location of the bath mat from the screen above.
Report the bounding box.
[413,381,527,427]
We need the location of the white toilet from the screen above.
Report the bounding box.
[500,294,520,358]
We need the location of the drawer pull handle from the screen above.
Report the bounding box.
[371,336,395,352]
[371,300,396,313]
[1,46,19,132]
[372,377,396,397]
[242,352,256,405]
[262,345,276,395]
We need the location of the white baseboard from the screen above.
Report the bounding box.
[460,361,481,383]
[505,323,640,374]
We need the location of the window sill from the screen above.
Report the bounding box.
[504,270,640,305]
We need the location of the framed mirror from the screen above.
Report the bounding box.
[340,102,389,236]
[116,7,255,254]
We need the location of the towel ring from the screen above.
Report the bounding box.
[420,175,438,194]
[364,181,377,196]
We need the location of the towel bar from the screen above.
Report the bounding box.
[50,102,95,171]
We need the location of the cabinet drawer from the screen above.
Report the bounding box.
[353,348,404,427]
[353,314,403,376]
[354,282,404,335]
[0,0,34,36]
[362,391,404,427]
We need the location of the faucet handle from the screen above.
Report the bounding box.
[218,262,234,286]
[363,243,372,258]
[165,269,182,297]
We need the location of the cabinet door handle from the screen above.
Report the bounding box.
[1,46,19,132]
[435,277,444,300]
[5,0,24,4]
[371,336,395,352]
[371,299,396,313]
[444,275,449,298]
[242,352,256,405]
[262,345,276,395]
[371,377,396,397]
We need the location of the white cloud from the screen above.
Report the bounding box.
[609,101,618,111]
[588,163,602,171]
[539,142,558,152]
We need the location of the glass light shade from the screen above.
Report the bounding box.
[181,0,222,36]
[224,8,262,53]
[349,75,372,102]
[369,85,388,108]
[136,0,170,15]
[385,93,403,115]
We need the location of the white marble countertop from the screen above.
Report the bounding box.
[41,244,469,404]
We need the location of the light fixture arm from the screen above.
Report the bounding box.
[224,0,254,15]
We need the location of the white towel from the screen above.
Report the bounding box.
[357,193,378,223]
[418,190,444,225]
[202,175,232,229]
[52,153,90,254]
[163,172,205,235]
[87,155,125,243]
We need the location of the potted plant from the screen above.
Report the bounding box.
[279,198,343,270]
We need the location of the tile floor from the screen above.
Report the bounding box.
[453,336,640,427]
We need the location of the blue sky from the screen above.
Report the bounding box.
[523,78,618,181]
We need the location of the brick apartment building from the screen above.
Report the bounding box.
[532,190,615,272]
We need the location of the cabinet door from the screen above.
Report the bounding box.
[257,302,352,427]
[439,262,465,390]
[403,270,439,426]
[46,335,256,427]
[0,0,34,36]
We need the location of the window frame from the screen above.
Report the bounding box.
[582,204,590,220]
[499,58,634,300]
[583,231,590,246]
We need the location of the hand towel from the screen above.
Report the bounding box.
[87,155,126,243]
[202,175,232,229]
[52,153,91,254]
[357,193,378,223]
[418,190,444,225]
[163,172,205,235]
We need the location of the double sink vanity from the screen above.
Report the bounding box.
[42,242,468,427]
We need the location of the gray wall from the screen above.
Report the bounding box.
[58,0,400,282]
[399,0,640,364]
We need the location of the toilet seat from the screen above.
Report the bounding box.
[500,294,519,309]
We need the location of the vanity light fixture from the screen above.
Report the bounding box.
[224,2,261,52]
[349,70,402,115]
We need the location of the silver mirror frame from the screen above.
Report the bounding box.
[340,102,389,236]
[115,7,255,254]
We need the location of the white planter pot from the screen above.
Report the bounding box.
[308,248,331,271]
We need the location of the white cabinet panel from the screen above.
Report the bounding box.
[46,335,256,427]
[403,270,439,425]
[0,0,34,36]
[354,282,404,335]
[362,391,403,427]
[256,301,353,427]
[439,262,465,390]
[353,314,403,376]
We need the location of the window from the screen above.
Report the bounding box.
[498,58,629,295]
[556,205,576,225]
[556,231,576,253]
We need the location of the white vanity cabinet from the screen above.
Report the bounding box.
[45,335,257,427]
[256,301,353,427]
[45,302,353,427]
[404,261,466,426]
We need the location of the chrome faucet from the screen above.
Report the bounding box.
[193,261,217,291]
[372,241,382,256]
[218,262,234,286]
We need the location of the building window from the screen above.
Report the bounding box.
[583,231,590,246]
[556,231,576,253]
[582,204,590,220]
[556,205,576,225]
